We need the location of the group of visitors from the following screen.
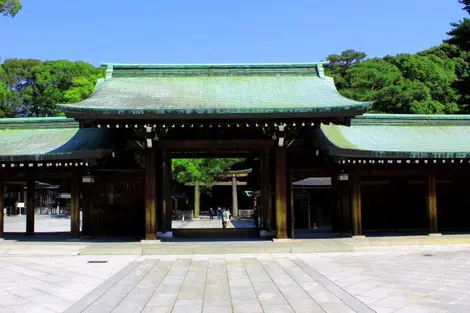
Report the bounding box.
[209,206,232,228]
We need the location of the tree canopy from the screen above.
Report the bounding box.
[172,158,245,190]
[325,49,461,114]
[0,59,104,117]
[0,0,21,17]
[320,0,470,114]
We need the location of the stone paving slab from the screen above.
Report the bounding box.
[172,217,256,229]
[4,237,470,256]
[0,255,137,312]
[4,214,81,233]
[57,245,470,313]
[1,245,470,312]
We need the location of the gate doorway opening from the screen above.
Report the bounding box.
[292,176,347,238]
[168,155,261,239]
[3,180,80,238]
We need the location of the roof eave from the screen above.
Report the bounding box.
[0,149,113,163]
[58,104,372,120]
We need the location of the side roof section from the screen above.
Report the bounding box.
[315,114,470,159]
[0,117,115,162]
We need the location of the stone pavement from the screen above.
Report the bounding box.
[0,245,469,312]
[0,255,137,313]
[3,214,80,233]
[172,217,256,229]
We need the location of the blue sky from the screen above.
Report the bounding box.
[1,0,466,65]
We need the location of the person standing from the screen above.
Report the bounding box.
[222,208,228,228]
[209,207,215,220]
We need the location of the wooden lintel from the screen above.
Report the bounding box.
[185,181,247,186]
[158,140,275,150]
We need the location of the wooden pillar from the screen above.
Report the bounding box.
[260,148,272,231]
[0,180,4,239]
[70,173,81,239]
[145,146,157,240]
[288,171,295,239]
[155,150,163,232]
[307,191,312,230]
[26,180,35,235]
[350,174,362,236]
[161,149,172,233]
[232,176,239,218]
[275,147,287,239]
[82,183,94,236]
[427,168,438,234]
[194,181,200,218]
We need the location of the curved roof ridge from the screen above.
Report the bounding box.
[101,62,329,69]
[353,114,470,126]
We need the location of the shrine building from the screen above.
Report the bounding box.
[0,62,469,240]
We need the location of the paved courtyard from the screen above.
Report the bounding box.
[3,214,79,233]
[172,217,256,229]
[0,245,469,312]
[3,214,254,232]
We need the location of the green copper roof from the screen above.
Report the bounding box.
[0,117,114,162]
[316,114,470,159]
[58,63,372,119]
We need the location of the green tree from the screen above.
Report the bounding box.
[0,0,21,17]
[0,80,13,118]
[386,54,459,112]
[0,59,41,117]
[172,158,245,189]
[339,59,402,102]
[325,49,367,89]
[0,59,104,117]
[446,0,470,111]
[373,81,447,114]
[31,60,104,116]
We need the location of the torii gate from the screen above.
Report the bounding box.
[185,169,252,218]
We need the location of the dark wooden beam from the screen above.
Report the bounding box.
[275,147,287,239]
[161,149,172,233]
[288,170,295,239]
[158,140,275,150]
[3,171,74,181]
[351,169,426,177]
[0,180,4,239]
[171,152,253,158]
[81,184,91,236]
[26,180,35,235]
[260,149,272,232]
[145,146,157,240]
[350,173,362,236]
[70,172,80,239]
[427,168,438,234]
